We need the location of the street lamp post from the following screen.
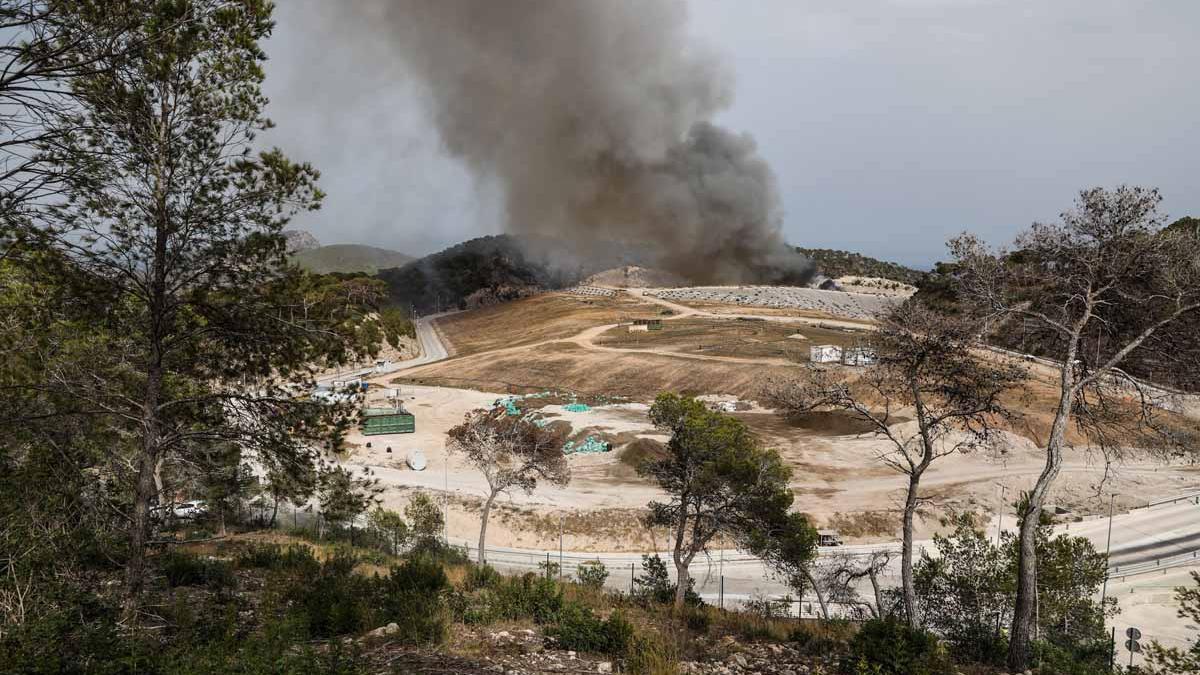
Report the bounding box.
[1100,493,1118,608]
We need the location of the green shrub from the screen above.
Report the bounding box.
[791,619,853,656]
[376,556,449,645]
[448,587,499,625]
[843,617,952,675]
[683,606,711,633]
[494,572,564,623]
[287,549,372,638]
[160,550,235,590]
[0,591,138,674]
[464,564,503,591]
[633,554,701,607]
[1032,638,1113,675]
[234,543,287,569]
[161,612,367,675]
[576,560,609,590]
[545,604,633,656]
[450,570,566,626]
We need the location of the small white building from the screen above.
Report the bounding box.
[842,347,878,367]
[810,344,843,363]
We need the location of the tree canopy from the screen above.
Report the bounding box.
[640,393,818,610]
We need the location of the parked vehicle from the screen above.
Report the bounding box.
[152,500,208,521]
[173,500,207,519]
[817,529,843,547]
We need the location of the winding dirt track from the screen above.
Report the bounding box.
[399,287,863,377]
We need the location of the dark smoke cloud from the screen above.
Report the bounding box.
[339,0,810,284]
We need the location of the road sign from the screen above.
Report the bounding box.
[1126,627,1142,640]
[1125,640,1142,653]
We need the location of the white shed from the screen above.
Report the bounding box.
[843,347,878,367]
[810,344,843,363]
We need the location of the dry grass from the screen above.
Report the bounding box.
[404,341,804,400]
[436,292,662,356]
[821,510,900,537]
[594,317,866,362]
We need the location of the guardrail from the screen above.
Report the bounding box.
[1140,491,1200,509]
[1111,548,1200,578]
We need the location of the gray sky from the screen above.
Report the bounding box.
[264,0,1200,269]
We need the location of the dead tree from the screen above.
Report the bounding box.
[447,408,569,563]
[949,186,1200,670]
[762,302,1026,627]
[823,550,893,620]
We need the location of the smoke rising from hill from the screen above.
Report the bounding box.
[346,0,810,284]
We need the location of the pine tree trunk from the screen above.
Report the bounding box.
[477,491,497,564]
[868,566,884,618]
[671,508,691,612]
[153,456,165,505]
[901,470,922,626]
[123,364,163,624]
[1008,389,1071,670]
[801,567,829,620]
[673,557,690,611]
[123,443,159,623]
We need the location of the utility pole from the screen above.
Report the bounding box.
[559,514,564,581]
[442,455,449,544]
[995,483,1008,546]
[1100,493,1119,608]
[719,536,725,609]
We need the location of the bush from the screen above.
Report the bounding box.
[450,571,564,626]
[376,555,450,645]
[1033,639,1113,675]
[233,542,323,572]
[576,560,609,590]
[160,549,235,590]
[683,606,711,633]
[791,619,853,656]
[545,604,633,656]
[283,549,372,638]
[464,564,503,591]
[0,591,137,674]
[633,554,701,607]
[495,572,564,623]
[624,630,681,675]
[233,542,287,569]
[843,617,952,675]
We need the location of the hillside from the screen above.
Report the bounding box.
[292,244,414,274]
[283,229,320,253]
[376,234,653,314]
[795,247,926,285]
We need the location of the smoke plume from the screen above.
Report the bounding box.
[348,0,810,284]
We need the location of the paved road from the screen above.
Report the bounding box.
[460,497,1200,609]
[402,313,452,369]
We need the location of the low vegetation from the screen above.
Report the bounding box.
[795,247,926,286]
[291,244,414,275]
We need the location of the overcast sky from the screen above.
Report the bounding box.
[264,0,1200,269]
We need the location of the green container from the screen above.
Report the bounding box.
[362,408,415,435]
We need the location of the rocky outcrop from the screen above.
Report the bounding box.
[283,229,320,253]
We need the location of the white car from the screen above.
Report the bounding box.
[173,500,207,519]
[152,500,208,520]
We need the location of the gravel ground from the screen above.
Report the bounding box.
[646,286,901,321]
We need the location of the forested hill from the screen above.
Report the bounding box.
[375,234,653,314]
[796,247,926,285]
[292,244,414,274]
